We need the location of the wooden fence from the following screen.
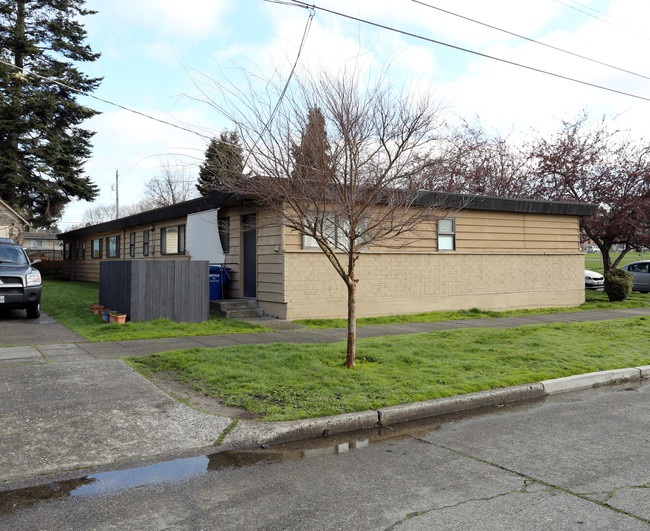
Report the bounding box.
[99,260,210,323]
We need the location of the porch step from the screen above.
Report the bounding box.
[210,299,264,319]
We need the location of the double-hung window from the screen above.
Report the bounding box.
[302,215,366,251]
[437,218,455,251]
[106,235,120,258]
[161,225,186,255]
[91,238,103,259]
[143,230,150,256]
[129,232,136,257]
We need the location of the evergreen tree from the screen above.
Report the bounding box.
[291,107,330,183]
[0,0,101,228]
[196,131,244,195]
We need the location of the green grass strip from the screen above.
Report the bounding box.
[41,279,266,341]
[295,290,650,329]
[127,316,650,421]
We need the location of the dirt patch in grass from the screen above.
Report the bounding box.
[147,371,261,420]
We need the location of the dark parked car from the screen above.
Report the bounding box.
[621,261,650,293]
[0,238,42,318]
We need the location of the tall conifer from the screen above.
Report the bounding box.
[0,0,101,227]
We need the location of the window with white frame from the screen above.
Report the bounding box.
[437,218,455,251]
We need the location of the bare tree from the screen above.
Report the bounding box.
[426,119,534,198]
[81,199,156,226]
[212,68,449,367]
[143,162,199,208]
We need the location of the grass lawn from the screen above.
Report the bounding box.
[295,290,650,329]
[127,316,650,421]
[41,279,266,341]
[585,251,648,273]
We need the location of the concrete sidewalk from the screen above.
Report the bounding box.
[1,306,649,484]
[2,306,650,365]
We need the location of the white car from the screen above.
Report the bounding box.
[585,269,604,289]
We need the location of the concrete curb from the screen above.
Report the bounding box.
[377,383,546,425]
[541,367,646,394]
[226,410,379,446]
[224,366,649,448]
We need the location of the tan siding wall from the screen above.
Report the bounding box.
[276,250,585,320]
[283,210,579,253]
[221,209,284,304]
[62,216,190,282]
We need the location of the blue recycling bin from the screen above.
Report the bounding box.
[209,264,230,300]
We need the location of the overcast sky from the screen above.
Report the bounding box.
[59,0,650,229]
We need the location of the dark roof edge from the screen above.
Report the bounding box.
[58,190,597,240]
[57,190,242,240]
[417,192,598,216]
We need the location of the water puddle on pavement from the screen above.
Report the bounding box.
[4,383,643,516]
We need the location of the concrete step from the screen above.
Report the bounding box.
[222,308,265,319]
[210,299,264,319]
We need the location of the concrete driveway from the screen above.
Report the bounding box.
[0,354,233,482]
[0,310,86,346]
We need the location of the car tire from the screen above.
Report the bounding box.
[26,303,41,319]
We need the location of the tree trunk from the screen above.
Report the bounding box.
[599,244,612,273]
[345,279,357,368]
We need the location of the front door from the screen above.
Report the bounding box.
[242,214,257,298]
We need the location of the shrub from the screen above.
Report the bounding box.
[604,268,633,302]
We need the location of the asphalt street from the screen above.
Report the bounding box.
[1,381,649,529]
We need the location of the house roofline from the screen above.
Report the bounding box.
[416,192,597,217]
[57,189,596,240]
[57,190,244,240]
[0,198,29,226]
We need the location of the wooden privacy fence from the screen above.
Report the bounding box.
[99,260,210,323]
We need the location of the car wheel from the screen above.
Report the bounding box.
[26,302,41,319]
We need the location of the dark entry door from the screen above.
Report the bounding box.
[242,214,256,298]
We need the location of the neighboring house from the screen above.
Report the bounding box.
[24,231,63,259]
[57,190,596,320]
[0,198,28,244]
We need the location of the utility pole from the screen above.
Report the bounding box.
[115,170,119,218]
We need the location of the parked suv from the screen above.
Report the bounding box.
[0,238,42,318]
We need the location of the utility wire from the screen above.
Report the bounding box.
[552,0,650,41]
[411,0,650,81]
[0,58,214,141]
[245,2,315,168]
[286,0,650,103]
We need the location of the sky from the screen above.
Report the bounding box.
[58,0,650,229]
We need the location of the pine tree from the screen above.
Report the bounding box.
[291,107,330,183]
[0,0,101,228]
[196,131,244,195]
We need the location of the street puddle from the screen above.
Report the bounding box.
[0,396,545,515]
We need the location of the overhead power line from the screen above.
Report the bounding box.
[552,0,650,41]
[411,0,650,81]
[0,58,213,141]
[283,0,650,103]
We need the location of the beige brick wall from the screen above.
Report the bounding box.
[273,251,585,320]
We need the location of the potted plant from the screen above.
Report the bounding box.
[109,311,127,324]
[89,304,103,314]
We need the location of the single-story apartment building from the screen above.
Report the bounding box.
[57,190,596,320]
